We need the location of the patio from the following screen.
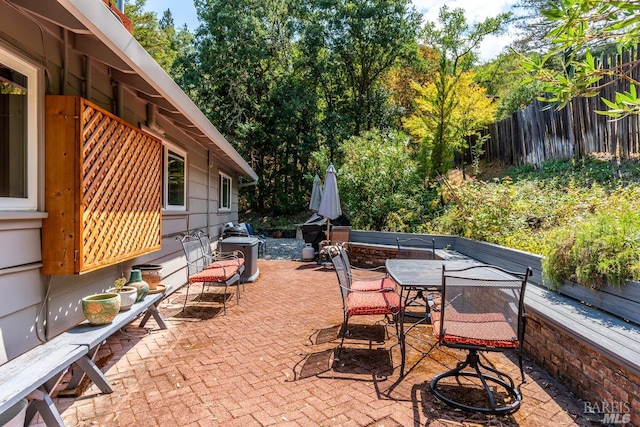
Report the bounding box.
[35,259,596,426]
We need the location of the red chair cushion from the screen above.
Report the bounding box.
[206,258,245,269]
[189,265,239,283]
[351,277,397,292]
[346,291,403,316]
[432,311,519,348]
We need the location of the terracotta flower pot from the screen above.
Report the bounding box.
[82,293,121,325]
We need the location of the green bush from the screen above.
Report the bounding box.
[543,201,640,289]
[430,160,640,288]
[336,129,435,231]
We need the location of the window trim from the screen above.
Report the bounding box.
[0,45,39,210]
[219,172,232,212]
[162,141,187,212]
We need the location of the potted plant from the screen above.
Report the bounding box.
[108,277,138,311]
[81,292,121,325]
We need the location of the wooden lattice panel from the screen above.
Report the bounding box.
[80,101,161,271]
[43,96,162,275]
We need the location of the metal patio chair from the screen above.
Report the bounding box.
[177,234,242,315]
[331,253,404,361]
[338,247,397,292]
[430,264,532,414]
[396,237,437,318]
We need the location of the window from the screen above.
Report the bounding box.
[219,172,231,211]
[162,143,186,211]
[0,46,39,210]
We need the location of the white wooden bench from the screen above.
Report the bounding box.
[0,287,170,426]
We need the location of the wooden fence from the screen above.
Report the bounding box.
[483,46,640,167]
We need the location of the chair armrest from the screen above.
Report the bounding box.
[348,271,388,281]
[339,283,397,293]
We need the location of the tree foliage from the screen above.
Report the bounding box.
[187,0,319,214]
[296,0,422,155]
[335,129,430,231]
[403,7,508,180]
[522,0,640,117]
[124,0,193,73]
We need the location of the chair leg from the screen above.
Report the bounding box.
[222,283,228,315]
[335,313,349,361]
[518,352,525,383]
[182,283,191,311]
[430,349,522,414]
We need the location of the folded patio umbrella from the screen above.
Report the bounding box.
[309,174,323,211]
[318,164,342,235]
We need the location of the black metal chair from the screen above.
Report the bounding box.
[396,237,437,320]
[396,236,436,260]
[430,264,531,414]
[331,253,403,361]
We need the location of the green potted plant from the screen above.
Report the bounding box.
[81,292,120,325]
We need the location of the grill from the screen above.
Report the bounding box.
[302,214,327,252]
[222,223,249,239]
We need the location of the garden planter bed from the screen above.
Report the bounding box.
[557,280,640,325]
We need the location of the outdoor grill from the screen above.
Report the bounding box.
[302,214,327,252]
[301,213,350,252]
[222,223,249,239]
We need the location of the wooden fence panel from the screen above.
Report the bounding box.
[483,45,640,166]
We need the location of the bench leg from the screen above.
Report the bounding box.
[75,355,113,394]
[139,302,168,330]
[63,345,114,395]
[63,345,101,392]
[26,388,65,427]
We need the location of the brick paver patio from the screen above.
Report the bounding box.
[35,260,597,426]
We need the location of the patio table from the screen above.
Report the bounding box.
[385,258,479,376]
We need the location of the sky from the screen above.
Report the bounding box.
[144,0,520,62]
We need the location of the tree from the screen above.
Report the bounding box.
[475,52,545,120]
[404,71,497,176]
[336,129,427,231]
[125,0,193,74]
[190,0,320,214]
[384,45,438,121]
[405,6,509,180]
[512,0,563,52]
[522,0,640,117]
[297,0,422,148]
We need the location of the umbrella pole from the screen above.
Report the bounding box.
[326,219,331,242]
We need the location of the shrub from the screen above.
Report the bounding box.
[543,202,640,288]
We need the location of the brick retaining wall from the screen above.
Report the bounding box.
[525,312,639,425]
[346,242,397,267]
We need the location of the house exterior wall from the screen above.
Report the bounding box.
[0,2,247,362]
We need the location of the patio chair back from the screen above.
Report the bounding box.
[178,234,208,277]
[332,252,351,304]
[396,237,436,260]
